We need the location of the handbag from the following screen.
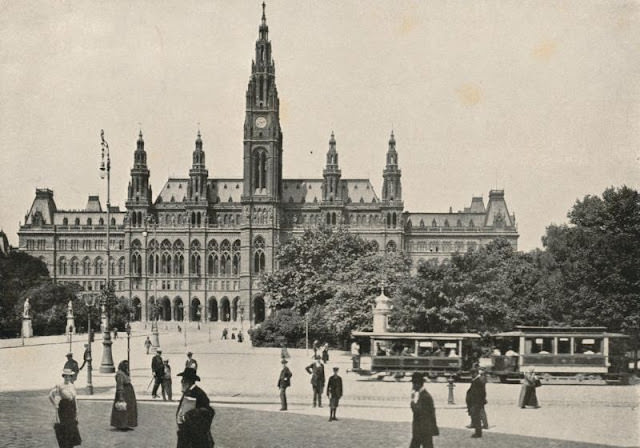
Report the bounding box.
[115,400,127,411]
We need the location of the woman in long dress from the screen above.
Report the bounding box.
[110,360,138,430]
[518,367,540,408]
[49,368,82,448]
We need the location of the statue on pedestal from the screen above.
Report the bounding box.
[22,298,33,338]
[23,298,31,319]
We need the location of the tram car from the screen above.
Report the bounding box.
[488,326,630,384]
[351,331,481,380]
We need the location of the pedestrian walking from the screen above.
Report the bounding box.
[466,368,486,438]
[111,360,138,430]
[409,372,439,448]
[305,356,325,407]
[185,352,198,371]
[78,344,90,371]
[326,367,343,421]
[466,367,489,429]
[176,367,215,448]
[144,336,152,355]
[163,359,173,401]
[518,367,541,409]
[49,368,82,448]
[151,349,165,399]
[237,331,244,343]
[113,327,118,339]
[321,343,329,363]
[277,358,292,411]
[350,340,360,369]
[63,352,79,383]
[221,328,228,340]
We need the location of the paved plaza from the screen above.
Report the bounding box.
[1,323,638,447]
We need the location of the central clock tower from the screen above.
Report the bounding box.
[242,2,283,202]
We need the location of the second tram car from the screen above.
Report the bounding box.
[489,326,630,384]
[351,331,481,380]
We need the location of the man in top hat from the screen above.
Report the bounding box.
[410,372,439,448]
[277,358,292,411]
[466,367,486,439]
[151,349,165,399]
[176,367,215,448]
[305,356,325,407]
[63,352,79,383]
[326,367,343,421]
[185,352,198,371]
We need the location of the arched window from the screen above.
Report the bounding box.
[174,253,185,275]
[162,253,172,274]
[99,217,104,225]
[58,257,67,275]
[386,241,397,253]
[87,218,92,226]
[95,257,104,276]
[209,297,218,321]
[253,149,267,190]
[118,257,126,275]
[190,253,201,276]
[220,297,231,322]
[232,297,239,321]
[82,257,91,275]
[62,217,68,225]
[70,257,79,275]
[253,236,266,273]
[392,212,397,228]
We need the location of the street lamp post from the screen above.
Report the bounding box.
[125,321,131,369]
[145,216,161,350]
[305,312,309,357]
[79,291,98,395]
[99,130,115,373]
[240,305,245,332]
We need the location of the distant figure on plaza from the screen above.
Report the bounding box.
[221,328,228,340]
[144,337,152,355]
[63,352,79,383]
[409,372,438,448]
[312,340,320,358]
[466,368,486,438]
[518,367,541,409]
[231,332,236,340]
[277,358,292,411]
[321,343,330,363]
[177,325,182,333]
[49,368,82,448]
[185,352,198,371]
[111,360,138,430]
[327,367,343,421]
[113,327,118,339]
[237,331,244,343]
[350,340,360,369]
[151,349,166,400]
[163,359,173,401]
[280,343,290,360]
[78,344,90,371]
[176,367,215,448]
[305,356,326,407]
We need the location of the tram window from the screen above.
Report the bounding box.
[575,338,602,354]
[557,337,571,354]
[525,337,553,354]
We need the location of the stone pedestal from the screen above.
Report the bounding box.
[66,317,76,335]
[373,286,392,333]
[22,318,33,338]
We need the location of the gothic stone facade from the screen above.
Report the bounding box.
[17,8,518,328]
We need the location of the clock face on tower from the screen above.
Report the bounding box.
[255,116,267,128]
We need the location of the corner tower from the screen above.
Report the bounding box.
[242,2,283,202]
[186,130,209,227]
[126,131,153,227]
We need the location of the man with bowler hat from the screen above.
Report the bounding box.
[410,372,439,448]
[277,358,292,411]
[466,367,486,438]
[63,352,79,383]
[305,356,325,407]
[326,367,343,421]
[151,349,164,399]
[176,367,215,448]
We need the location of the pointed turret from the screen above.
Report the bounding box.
[382,130,402,202]
[188,129,209,202]
[126,130,152,227]
[323,131,342,202]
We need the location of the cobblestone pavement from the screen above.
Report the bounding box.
[2,324,639,447]
[0,390,623,448]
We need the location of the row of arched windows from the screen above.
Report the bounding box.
[58,256,125,276]
[62,217,116,226]
[141,296,266,323]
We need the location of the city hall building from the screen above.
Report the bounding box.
[18,7,518,328]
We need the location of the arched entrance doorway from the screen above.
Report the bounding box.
[174,297,184,321]
[232,297,239,322]
[191,298,201,322]
[132,297,142,321]
[209,297,218,321]
[254,296,266,324]
[220,297,230,322]
[161,297,171,321]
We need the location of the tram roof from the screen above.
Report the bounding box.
[351,331,480,340]
[494,326,628,338]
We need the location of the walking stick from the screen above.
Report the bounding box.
[146,375,154,391]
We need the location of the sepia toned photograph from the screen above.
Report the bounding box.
[0,1,638,447]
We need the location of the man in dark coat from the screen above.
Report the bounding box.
[326,367,343,421]
[277,358,292,411]
[63,352,79,383]
[151,349,165,399]
[410,372,438,448]
[176,367,215,448]
[466,368,486,438]
[305,356,325,407]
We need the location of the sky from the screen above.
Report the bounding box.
[1,0,639,251]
